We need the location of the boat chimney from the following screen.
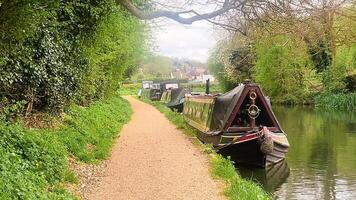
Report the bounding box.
[205,79,210,95]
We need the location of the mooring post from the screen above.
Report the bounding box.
[205,78,210,95]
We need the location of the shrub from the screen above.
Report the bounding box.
[0,1,147,114]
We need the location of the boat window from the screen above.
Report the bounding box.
[232,94,274,128]
[254,96,274,127]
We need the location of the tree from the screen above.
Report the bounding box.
[254,35,311,104]
[139,55,173,80]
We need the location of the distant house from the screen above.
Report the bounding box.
[171,59,215,83]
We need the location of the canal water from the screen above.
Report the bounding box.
[236,106,356,200]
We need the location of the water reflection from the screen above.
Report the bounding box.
[236,161,290,193]
[235,106,356,200]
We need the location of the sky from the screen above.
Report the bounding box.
[152,18,217,63]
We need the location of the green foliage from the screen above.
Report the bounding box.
[60,93,132,162]
[211,155,236,180]
[208,4,355,108]
[225,178,270,200]
[208,55,236,92]
[0,98,26,122]
[82,6,147,101]
[315,92,356,111]
[0,93,132,198]
[228,46,255,81]
[117,83,141,96]
[0,123,74,199]
[181,83,221,93]
[345,74,356,92]
[0,0,147,113]
[211,155,270,200]
[308,41,332,73]
[136,55,173,80]
[254,35,311,104]
[323,45,356,92]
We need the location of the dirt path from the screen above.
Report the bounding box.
[87,96,225,200]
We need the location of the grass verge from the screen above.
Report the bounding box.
[0,92,132,199]
[118,83,141,96]
[142,99,271,200]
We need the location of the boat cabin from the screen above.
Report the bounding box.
[183,83,282,134]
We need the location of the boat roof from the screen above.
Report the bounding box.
[210,84,283,132]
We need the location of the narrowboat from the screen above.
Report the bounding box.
[140,80,181,101]
[140,83,162,101]
[161,88,191,112]
[183,83,289,167]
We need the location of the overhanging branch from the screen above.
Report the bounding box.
[117,0,245,25]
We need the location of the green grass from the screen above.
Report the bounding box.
[0,92,132,199]
[0,123,74,200]
[211,155,270,200]
[142,98,271,200]
[315,92,356,111]
[181,83,222,93]
[118,83,141,96]
[60,94,132,162]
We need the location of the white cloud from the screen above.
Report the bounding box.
[152,19,217,63]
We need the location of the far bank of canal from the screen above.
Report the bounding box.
[236,106,356,200]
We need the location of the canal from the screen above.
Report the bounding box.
[236,106,356,200]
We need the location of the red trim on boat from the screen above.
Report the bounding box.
[236,133,259,143]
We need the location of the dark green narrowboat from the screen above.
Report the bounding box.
[140,83,162,101]
[160,88,190,112]
[183,83,289,167]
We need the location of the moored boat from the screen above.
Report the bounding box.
[140,82,162,101]
[183,83,289,167]
[161,88,191,112]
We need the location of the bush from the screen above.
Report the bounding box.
[0,1,147,114]
[323,45,356,92]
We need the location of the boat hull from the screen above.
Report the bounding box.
[167,103,184,112]
[141,88,161,101]
[204,131,289,168]
[217,137,288,167]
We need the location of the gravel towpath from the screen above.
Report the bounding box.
[87,96,225,200]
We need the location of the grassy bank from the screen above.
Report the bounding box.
[315,92,356,111]
[143,99,271,200]
[181,83,222,93]
[118,83,141,96]
[0,92,132,199]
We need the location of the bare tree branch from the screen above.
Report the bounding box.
[117,0,246,25]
